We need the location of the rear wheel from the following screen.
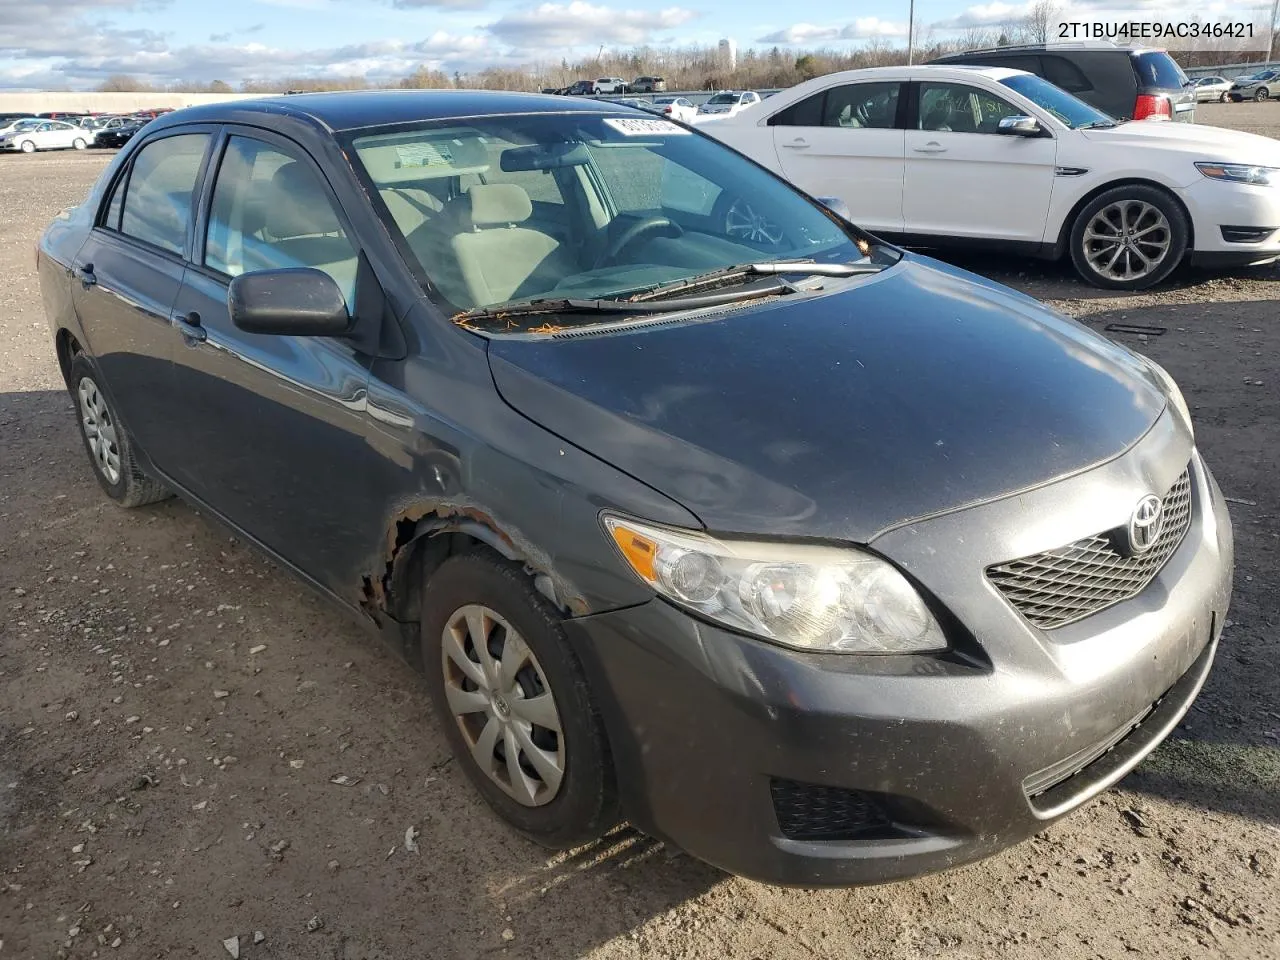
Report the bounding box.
[419,551,617,848]
[69,355,171,507]
[1255,87,1269,101]
[1068,184,1188,290]
[72,137,87,150]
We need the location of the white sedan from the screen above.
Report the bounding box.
[696,91,761,119]
[700,65,1280,288]
[644,96,698,123]
[0,119,91,153]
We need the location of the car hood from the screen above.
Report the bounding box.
[1084,119,1280,163]
[487,256,1167,542]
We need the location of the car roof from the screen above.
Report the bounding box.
[782,65,1028,84]
[150,89,627,134]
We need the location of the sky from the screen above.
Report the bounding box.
[0,0,1266,90]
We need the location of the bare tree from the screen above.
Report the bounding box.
[1015,0,1062,44]
[96,74,151,92]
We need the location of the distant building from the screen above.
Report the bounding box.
[718,38,737,70]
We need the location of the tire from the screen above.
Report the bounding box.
[19,140,35,153]
[1068,184,1189,291]
[72,137,87,150]
[1255,87,1269,101]
[1219,92,1228,102]
[419,551,617,848]
[68,355,171,507]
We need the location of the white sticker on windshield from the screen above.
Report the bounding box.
[603,117,690,136]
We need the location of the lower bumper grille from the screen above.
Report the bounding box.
[987,467,1192,629]
[1220,225,1277,244]
[770,779,891,841]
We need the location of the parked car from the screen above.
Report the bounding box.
[37,89,1232,887]
[1190,76,1231,102]
[643,95,697,122]
[565,80,594,96]
[702,65,1280,289]
[0,117,41,136]
[930,42,1194,122]
[696,90,761,117]
[632,76,667,93]
[0,111,35,124]
[0,119,91,153]
[1228,70,1280,101]
[611,97,649,109]
[592,77,628,94]
[94,120,145,149]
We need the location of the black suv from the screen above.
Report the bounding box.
[930,42,1194,122]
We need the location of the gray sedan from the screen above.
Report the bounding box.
[1229,70,1280,101]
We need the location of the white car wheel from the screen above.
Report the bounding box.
[19,140,35,153]
[73,138,87,150]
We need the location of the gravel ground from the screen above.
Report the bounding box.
[2,102,1278,960]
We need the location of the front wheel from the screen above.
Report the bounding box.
[1068,185,1188,290]
[419,551,617,848]
[72,137,87,150]
[19,140,35,153]
[1255,87,1269,101]
[1219,92,1228,102]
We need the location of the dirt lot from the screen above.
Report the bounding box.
[1,102,1278,960]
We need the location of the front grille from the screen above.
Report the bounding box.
[988,468,1192,630]
[770,778,891,841]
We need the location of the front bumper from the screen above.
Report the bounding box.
[567,435,1233,886]
[1180,177,1280,262]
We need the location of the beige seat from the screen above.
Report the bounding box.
[379,185,445,237]
[408,183,575,308]
[262,162,359,304]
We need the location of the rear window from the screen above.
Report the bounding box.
[1131,51,1188,89]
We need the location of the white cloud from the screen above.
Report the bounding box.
[487,2,698,49]
[757,17,906,44]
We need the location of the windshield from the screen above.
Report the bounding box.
[347,112,868,326]
[999,74,1117,128]
[707,93,738,104]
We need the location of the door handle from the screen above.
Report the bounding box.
[171,311,207,343]
[73,263,96,287]
[782,138,810,149]
[913,142,947,154]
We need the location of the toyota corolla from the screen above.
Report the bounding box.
[37,91,1233,886]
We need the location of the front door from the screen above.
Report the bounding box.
[71,130,213,463]
[165,129,383,592]
[903,81,1057,243]
[768,80,906,235]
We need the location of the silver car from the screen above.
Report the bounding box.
[1191,76,1231,102]
[1229,70,1280,101]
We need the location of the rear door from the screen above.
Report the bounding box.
[164,128,383,588]
[71,128,214,461]
[903,80,1056,243]
[767,80,906,234]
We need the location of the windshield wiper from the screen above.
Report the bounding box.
[620,258,883,302]
[453,259,885,323]
[1077,120,1119,130]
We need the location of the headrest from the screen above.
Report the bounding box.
[465,183,532,227]
[266,162,342,239]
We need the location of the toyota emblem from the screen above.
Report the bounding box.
[1127,495,1164,556]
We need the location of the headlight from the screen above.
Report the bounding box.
[1142,356,1194,436]
[602,515,948,654]
[1195,161,1279,185]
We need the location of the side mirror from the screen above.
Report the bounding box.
[997,115,1044,137]
[229,267,352,337]
[816,196,852,221]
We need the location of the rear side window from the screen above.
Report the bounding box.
[822,82,900,128]
[768,91,826,126]
[119,134,209,255]
[1041,56,1093,93]
[1132,51,1188,88]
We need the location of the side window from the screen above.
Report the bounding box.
[119,133,209,255]
[1042,56,1092,93]
[822,82,900,129]
[103,171,126,231]
[205,136,358,306]
[768,91,826,127]
[918,83,1026,134]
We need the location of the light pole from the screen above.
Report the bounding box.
[907,0,915,64]
[1271,0,1279,64]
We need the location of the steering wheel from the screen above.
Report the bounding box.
[593,217,684,270]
